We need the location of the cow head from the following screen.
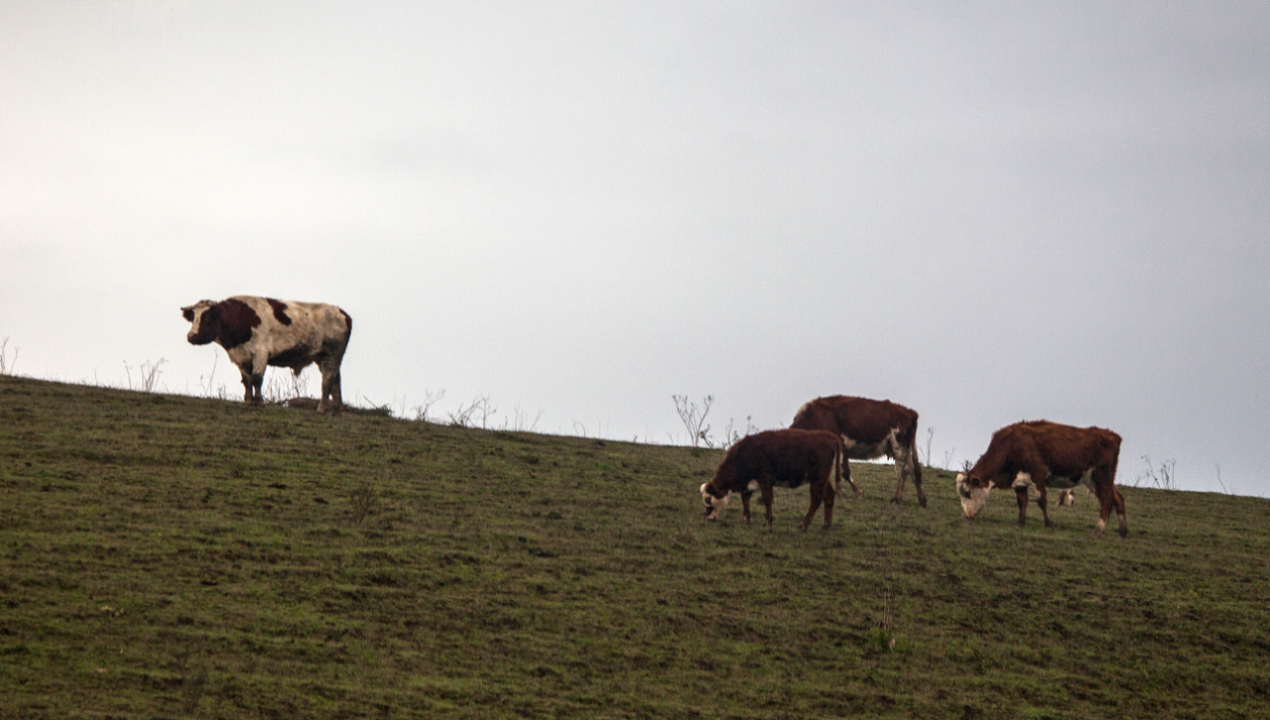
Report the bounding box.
[700,483,731,521]
[181,300,220,345]
[955,472,991,519]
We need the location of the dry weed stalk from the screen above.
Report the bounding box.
[0,337,17,376]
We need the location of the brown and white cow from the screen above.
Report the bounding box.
[700,429,843,530]
[790,395,925,506]
[956,420,1127,535]
[181,296,352,412]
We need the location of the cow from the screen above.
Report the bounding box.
[790,395,925,507]
[181,296,352,413]
[955,420,1127,535]
[699,429,843,530]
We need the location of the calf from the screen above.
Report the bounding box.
[791,395,925,506]
[181,296,352,412]
[956,420,1127,535]
[700,429,843,530]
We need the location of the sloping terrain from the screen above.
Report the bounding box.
[2,375,1268,719]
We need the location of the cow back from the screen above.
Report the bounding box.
[792,395,919,446]
[973,420,1121,485]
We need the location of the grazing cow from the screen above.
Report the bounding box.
[790,395,925,507]
[700,429,843,530]
[956,420,1127,535]
[181,296,352,412]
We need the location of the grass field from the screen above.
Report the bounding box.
[2,374,1269,719]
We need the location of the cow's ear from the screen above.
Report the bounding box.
[181,306,195,322]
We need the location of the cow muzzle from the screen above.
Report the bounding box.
[956,482,989,519]
[700,483,728,521]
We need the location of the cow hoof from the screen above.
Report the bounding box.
[918,497,928,509]
[890,497,901,504]
[1118,527,1129,538]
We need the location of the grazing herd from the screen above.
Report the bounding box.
[702,396,1128,536]
[181,295,1128,537]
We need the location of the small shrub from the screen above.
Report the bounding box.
[672,394,713,447]
[1136,455,1178,490]
[863,627,910,656]
[349,481,377,525]
[411,388,446,422]
[122,358,167,393]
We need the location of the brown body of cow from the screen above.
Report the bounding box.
[790,395,925,506]
[956,420,1127,535]
[700,429,843,530]
[181,296,352,413]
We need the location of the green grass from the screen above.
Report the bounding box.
[2,374,1269,719]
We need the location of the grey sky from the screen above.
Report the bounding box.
[3,2,1268,495]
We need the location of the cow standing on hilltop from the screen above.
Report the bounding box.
[956,420,1127,535]
[790,396,925,506]
[700,429,843,530]
[181,296,352,413]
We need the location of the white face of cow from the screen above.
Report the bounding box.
[955,473,990,519]
[700,483,730,521]
[181,301,217,345]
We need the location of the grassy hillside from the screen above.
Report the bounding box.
[2,375,1269,719]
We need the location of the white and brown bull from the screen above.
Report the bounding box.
[790,395,925,506]
[956,420,1127,535]
[700,429,843,530]
[181,295,352,412]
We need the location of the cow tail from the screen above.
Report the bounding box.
[904,416,922,485]
[910,436,923,485]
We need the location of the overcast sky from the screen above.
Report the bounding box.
[3,2,1268,496]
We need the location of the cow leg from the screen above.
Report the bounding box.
[1036,486,1053,528]
[841,460,863,499]
[239,372,253,404]
[890,444,907,504]
[1093,483,1112,534]
[318,364,343,413]
[1015,487,1029,527]
[1113,486,1128,537]
[890,441,922,506]
[801,491,821,531]
[1093,471,1128,537]
[740,490,753,525]
[239,368,264,406]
